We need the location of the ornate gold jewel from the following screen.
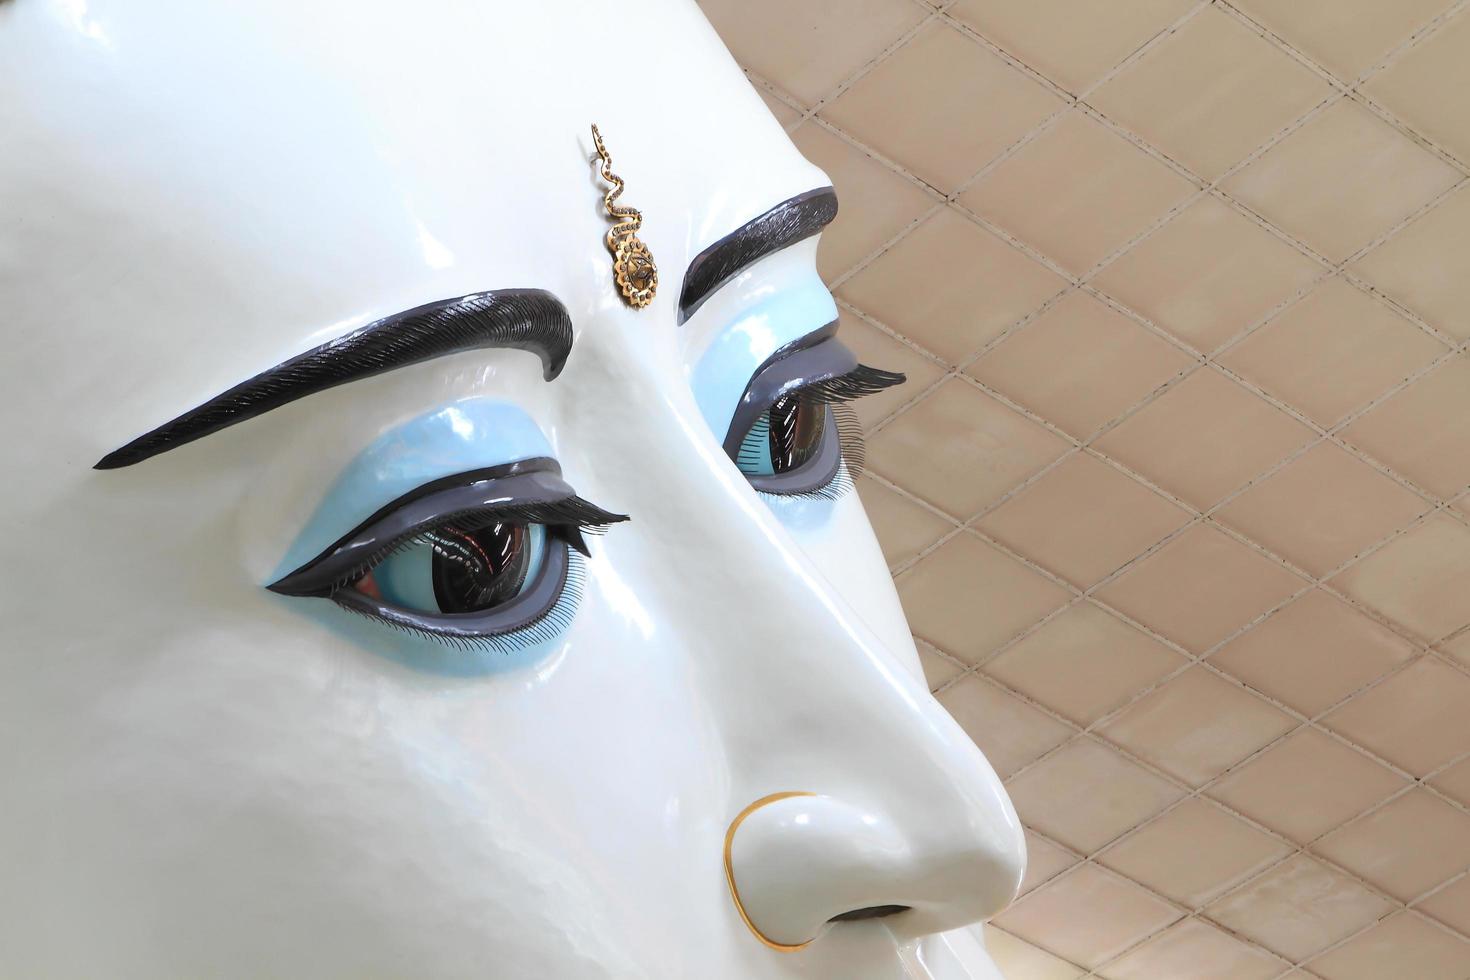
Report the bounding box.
[591,123,657,309]
[723,791,817,953]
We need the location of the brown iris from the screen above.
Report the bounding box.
[767,395,827,474]
[426,522,532,613]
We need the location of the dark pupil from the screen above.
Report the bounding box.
[426,522,530,614]
[768,395,827,474]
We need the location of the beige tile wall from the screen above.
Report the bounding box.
[697,0,1470,976]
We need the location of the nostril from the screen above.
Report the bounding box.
[828,904,910,923]
[728,791,1021,948]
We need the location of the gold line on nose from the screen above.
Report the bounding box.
[723,791,817,952]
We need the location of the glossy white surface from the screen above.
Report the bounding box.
[0,1,1024,977]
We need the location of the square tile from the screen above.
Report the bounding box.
[790,123,938,281]
[1224,99,1460,262]
[896,532,1072,663]
[1006,738,1185,854]
[1099,667,1297,787]
[1417,873,1470,936]
[984,925,1086,980]
[1322,656,1470,776]
[1218,277,1449,428]
[995,865,1182,969]
[855,475,951,568]
[1215,443,1430,577]
[1314,789,1470,901]
[1208,727,1408,843]
[948,0,1197,95]
[1306,912,1470,980]
[1096,370,1317,510]
[1353,186,1470,342]
[1210,590,1416,717]
[1205,854,1395,962]
[960,110,1197,275]
[916,639,965,691]
[1431,755,1470,806]
[977,453,1190,588]
[1094,524,1307,653]
[868,379,1071,518]
[1098,798,1292,909]
[1231,0,1455,81]
[839,208,1068,363]
[936,673,1074,778]
[1364,10,1470,165]
[821,21,1066,192]
[1088,5,1331,179]
[1341,355,1470,499]
[697,0,927,105]
[967,290,1194,439]
[1020,830,1080,897]
[1330,514,1470,642]
[984,601,1186,727]
[1100,917,1286,980]
[1093,195,1324,352]
[835,309,947,429]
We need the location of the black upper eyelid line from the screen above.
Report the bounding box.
[267,459,627,597]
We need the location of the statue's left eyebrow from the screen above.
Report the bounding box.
[677,187,838,324]
[95,288,573,470]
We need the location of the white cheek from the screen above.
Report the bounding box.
[766,485,923,681]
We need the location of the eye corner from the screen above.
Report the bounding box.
[265,572,327,599]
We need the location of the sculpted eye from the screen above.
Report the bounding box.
[270,458,626,650]
[725,331,905,499]
[739,395,828,477]
[354,522,546,615]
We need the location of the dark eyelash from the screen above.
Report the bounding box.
[326,497,624,593]
[787,363,906,406]
[831,401,865,485]
[332,550,589,653]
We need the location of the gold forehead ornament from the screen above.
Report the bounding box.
[591,124,657,309]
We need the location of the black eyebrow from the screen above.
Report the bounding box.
[678,187,838,324]
[95,288,572,470]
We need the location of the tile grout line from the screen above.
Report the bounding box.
[871,308,1470,675]
[817,0,1470,729]
[984,652,1470,974]
[827,3,1470,966]
[988,665,1470,974]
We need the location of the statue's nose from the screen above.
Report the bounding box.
[724,788,1025,950]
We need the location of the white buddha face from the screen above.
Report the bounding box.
[0,1,1024,976]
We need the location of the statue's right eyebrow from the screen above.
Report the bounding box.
[94,288,573,471]
[677,187,838,324]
